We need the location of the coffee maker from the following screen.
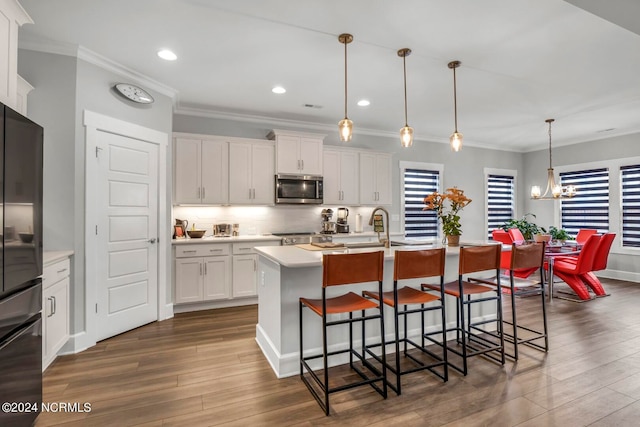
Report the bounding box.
[321,209,336,234]
[336,207,349,233]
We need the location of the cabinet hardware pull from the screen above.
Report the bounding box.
[200,264,203,275]
[202,187,205,198]
[183,250,197,253]
[52,296,56,316]
[210,249,222,252]
[205,263,207,275]
[148,238,157,244]
[301,159,304,170]
[239,247,251,250]
[57,268,68,274]
[47,297,54,317]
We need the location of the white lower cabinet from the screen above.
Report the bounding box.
[174,240,279,309]
[42,256,71,371]
[174,244,231,304]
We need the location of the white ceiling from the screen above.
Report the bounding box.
[17,0,640,152]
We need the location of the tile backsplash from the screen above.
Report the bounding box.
[172,205,401,237]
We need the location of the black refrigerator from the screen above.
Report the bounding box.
[0,102,44,427]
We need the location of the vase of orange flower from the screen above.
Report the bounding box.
[423,187,472,246]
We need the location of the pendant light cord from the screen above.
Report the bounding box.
[344,40,348,119]
[403,54,408,126]
[548,120,553,169]
[453,65,458,132]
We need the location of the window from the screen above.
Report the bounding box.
[621,164,640,248]
[402,167,440,238]
[486,174,515,239]
[560,168,609,235]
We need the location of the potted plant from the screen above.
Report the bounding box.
[423,187,472,245]
[500,213,547,241]
[548,226,573,243]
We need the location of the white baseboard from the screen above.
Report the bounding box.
[598,269,640,283]
[173,297,257,314]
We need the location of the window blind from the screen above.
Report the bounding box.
[487,174,515,239]
[560,168,609,236]
[403,168,439,238]
[621,164,640,248]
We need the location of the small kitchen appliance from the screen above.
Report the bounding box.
[174,219,188,239]
[321,209,336,234]
[336,207,349,233]
[213,223,232,237]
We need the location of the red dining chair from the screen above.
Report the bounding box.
[492,229,512,244]
[576,229,597,245]
[508,228,526,244]
[558,233,615,297]
[550,234,601,300]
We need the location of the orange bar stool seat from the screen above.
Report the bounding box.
[423,244,504,376]
[362,248,448,395]
[299,251,387,415]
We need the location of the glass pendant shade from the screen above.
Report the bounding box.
[338,118,353,142]
[530,185,541,198]
[450,131,463,152]
[400,125,414,147]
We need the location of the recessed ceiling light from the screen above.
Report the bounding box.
[272,86,286,94]
[157,49,177,61]
[357,99,370,107]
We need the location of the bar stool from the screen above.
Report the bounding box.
[299,251,387,415]
[422,244,504,376]
[496,243,548,359]
[362,248,448,395]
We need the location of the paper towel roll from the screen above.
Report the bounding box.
[355,213,363,233]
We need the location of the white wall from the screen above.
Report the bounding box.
[18,48,174,337]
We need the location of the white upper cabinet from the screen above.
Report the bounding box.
[323,148,359,205]
[0,0,33,110]
[174,135,228,205]
[268,129,325,176]
[359,152,392,205]
[229,140,275,205]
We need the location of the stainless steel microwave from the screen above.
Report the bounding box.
[275,174,323,204]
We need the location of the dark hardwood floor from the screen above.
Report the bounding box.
[36,278,640,426]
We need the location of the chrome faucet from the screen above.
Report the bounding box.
[369,207,390,248]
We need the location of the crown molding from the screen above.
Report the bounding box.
[1,0,33,26]
[18,39,178,99]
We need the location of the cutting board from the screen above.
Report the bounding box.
[295,242,345,251]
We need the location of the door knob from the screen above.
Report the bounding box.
[148,238,157,244]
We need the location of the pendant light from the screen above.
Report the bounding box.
[448,60,463,152]
[338,33,353,142]
[530,119,577,200]
[398,48,414,148]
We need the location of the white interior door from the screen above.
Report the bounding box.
[95,131,159,341]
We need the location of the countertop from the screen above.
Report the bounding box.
[44,250,74,265]
[172,234,281,245]
[254,240,500,268]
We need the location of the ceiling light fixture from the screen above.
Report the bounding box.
[357,99,370,107]
[157,49,177,61]
[398,48,413,148]
[338,33,353,142]
[448,60,463,152]
[530,119,577,200]
[272,86,286,94]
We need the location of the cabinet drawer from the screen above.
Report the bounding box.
[232,241,279,255]
[42,258,71,290]
[176,244,231,258]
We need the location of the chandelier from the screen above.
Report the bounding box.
[530,119,577,200]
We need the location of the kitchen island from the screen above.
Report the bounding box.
[254,242,501,378]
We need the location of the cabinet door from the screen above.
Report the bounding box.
[44,277,69,361]
[323,150,342,204]
[200,140,228,204]
[203,256,231,300]
[251,144,275,204]
[299,137,323,175]
[232,254,257,297]
[174,138,202,204]
[339,151,359,205]
[375,154,392,205]
[228,142,253,204]
[275,135,301,174]
[175,258,203,303]
[359,152,377,205]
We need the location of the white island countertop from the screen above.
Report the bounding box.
[254,240,499,268]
